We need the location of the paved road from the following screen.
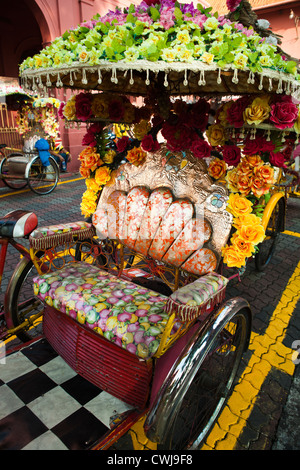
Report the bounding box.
[1,176,299,450]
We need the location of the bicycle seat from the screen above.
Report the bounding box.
[0,210,38,238]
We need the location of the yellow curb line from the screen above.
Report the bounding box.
[283,230,300,238]
[202,260,300,450]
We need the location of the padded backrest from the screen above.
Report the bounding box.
[92,145,233,277]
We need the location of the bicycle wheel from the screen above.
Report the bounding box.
[146,299,251,450]
[4,255,44,342]
[26,155,59,195]
[255,197,285,272]
[0,154,28,189]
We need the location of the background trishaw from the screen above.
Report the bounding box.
[0,90,61,195]
[1,0,300,450]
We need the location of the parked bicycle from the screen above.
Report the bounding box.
[0,143,59,195]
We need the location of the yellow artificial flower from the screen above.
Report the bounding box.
[94,166,111,186]
[63,96,76,120]
[132,119,151,141]
[206,123,226,146]
[227,193,253,218]
[243,97,270,126]
[80,189,98,217]
[86,177,100,192]
[238,223,265,245]
[233,212,262,231]
[222,244,247,268]
[103,149,116,164]
[126,147,147,166]
[225,168,239,192]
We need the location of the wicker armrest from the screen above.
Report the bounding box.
[164,272,228,321]
[29,220,96,250]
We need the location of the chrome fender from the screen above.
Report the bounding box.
[144,297,251,444]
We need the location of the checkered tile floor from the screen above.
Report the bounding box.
[0,339,134,450]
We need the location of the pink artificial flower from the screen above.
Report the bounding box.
[58,102,65,119]
[270,96,299,130]
[226,0,242,12]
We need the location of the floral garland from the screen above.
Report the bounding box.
[16,97,61,141]
[69,90,299,269]
[19,0,299,80]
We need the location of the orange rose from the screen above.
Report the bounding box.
[233,213,262,230]
[79,147,103,172]
[94,166,111,186]
[79,166,91,178]
[243,154,263,168]
[237,160,253,176]
[222,244,247,268]
[208,157,227,180]
[126,147,147,166]
[254,164,275,185]
[236,174,252,196]
[206,123,226,147]
[251,176,270,198]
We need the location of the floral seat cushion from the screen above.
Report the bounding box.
[33,262,172,360]
[30,221,95,250]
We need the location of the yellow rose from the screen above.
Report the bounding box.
[227,193,253,218]
[94,166,111,186]
[243,97,270,125]
[225,168,239,192]
[238,223,265,245]
[222,245,247,268]
[63,96,76,120]
[80,190,98,217]
[233,213,262,230]
[231,232,255,258]
[294,110,300,133]
[216,102,231,126]
[86,177,100,192]
[206,123,226,146]
[208,157,227,180]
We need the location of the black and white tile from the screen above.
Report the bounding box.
[0,339,133,450]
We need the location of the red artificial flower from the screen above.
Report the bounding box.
[116,136,130,153]
[226,96,251,128]
[243,134,275,155]
[108,98,125,122]
[269,151,287,168]
[75,92,92,121]
[141,134,160,152]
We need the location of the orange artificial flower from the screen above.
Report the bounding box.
[79,146,103,172]
[254,164,275,185]
[126,146,147,166]
[238,223,265,245]
[222,244,247,268]
[208,157,227,180]
[231,232,255,258]
[94,166,111,186]
[243,154,263,168]
[251,176,270,198]
[236,173,252,196]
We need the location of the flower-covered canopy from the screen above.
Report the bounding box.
[20,0,300,97]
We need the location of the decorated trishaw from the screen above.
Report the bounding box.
[0,94,61,194]
[1,0,300,450]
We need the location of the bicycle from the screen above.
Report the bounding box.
[0,143,59,195]
[0,209,44,343]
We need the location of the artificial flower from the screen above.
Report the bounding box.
[94,166,111,186]
[79,146,103,171]
[231,232,255,258]
[208,157,227,180]
[226,193,253,218]
[243,96,270,126]
[270,96,299,130]
[222,144,241,166]
[222,244,247,268]
[126,146,147,166]
[206,123,226,147]
[238,222,265,245]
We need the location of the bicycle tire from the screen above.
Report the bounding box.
[255,197,285,272]
[4,255,44,342]
[0,154,28,190]
[146,299,251,450]
[26,155,59,195]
